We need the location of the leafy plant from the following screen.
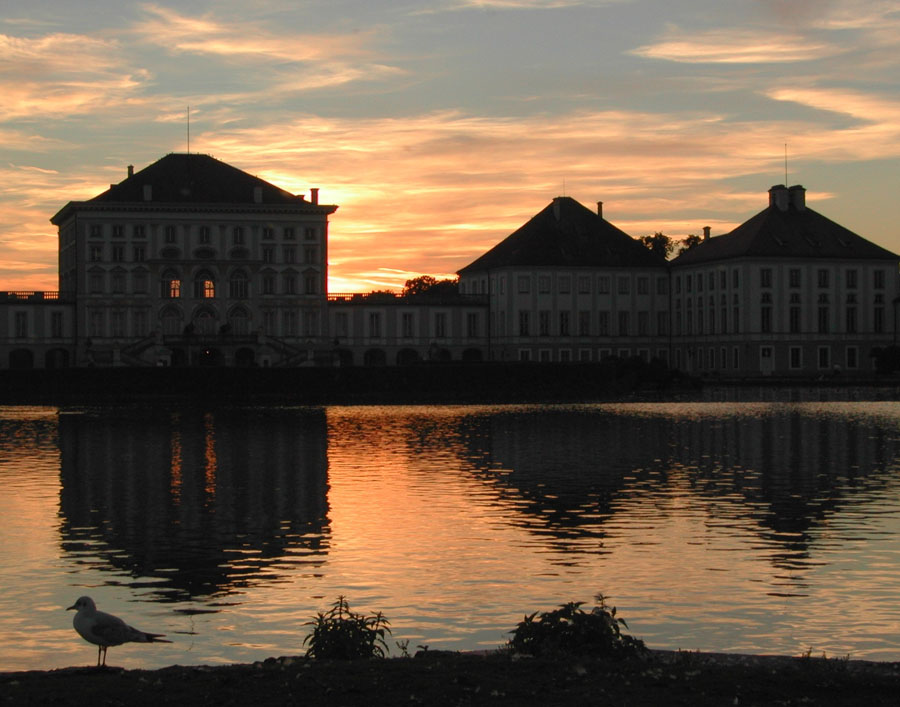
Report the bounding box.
[508,594,646,659]
[303,596,391,660]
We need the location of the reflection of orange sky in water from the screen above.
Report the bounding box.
[203,412,217,499]
[169,413,182,504]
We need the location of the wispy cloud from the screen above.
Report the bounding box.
[632,28,843,63]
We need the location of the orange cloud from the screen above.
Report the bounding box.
[632,28,843,63]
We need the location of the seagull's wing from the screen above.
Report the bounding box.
[90,611,143,646]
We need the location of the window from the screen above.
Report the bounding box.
[282,310,297,336]
[817,269,829,288]
[111,245,124,262]
[164,225,177,243]
[818,346,830,369]
[233,227,245,245]
[732,269,739,288]
[578,310,590,336]
[466,312,479,338]
[657,277,668,295]
[559,275,571,294]
[90,311,103,337]
[874,307,884,333]
[618,311,629,336]
[789,347,802,370]
[846,346,859,369]
[304,227,317,241]
[111,311,124,337]
[90,245,103,262]
[284,227,296,240]
[720,271,726,289]
[559,310,570,336]
[598,276,610,294]
[790,306,801,333]
[657,311,669,335]
[161,273,180,298]
[846,269,857,289]
[818,306,829,333]
[304,274,318,294]
[578,276,591,294]
[598,311,609,335]
[133,246,145,262]
[133,270,147,294]
[262,247,274,264]
[90,224,102,237]
[51,311,63,338]
[538,276,551,294]
[262,227,274,240]
[539,310,550,336]
[708,272,715,290]
[111,271,125,294]
[434,312,447,338]
[518,311,530,336]
[686,275,692,293]
[335,312,349,337]
[789,268,801,287]
[283,274,296,294]
[89,272,103,293]
[638,311,649,336]
[284,246,296,263]
[637,277,649,295]
[874,270,885,289]
[262,275,275,295]
[517,276,530,294]
[846,307,857,333]
[760,268,772,288]
[199,226,211,244]
[697,274,703,292]
[230,272,249,299]
[617,276,630,295]
[304,247,317,264]
[675,276,681,294]
[14,311,27,338]
[369,312,382,337]
[303,310,318,336]
[196,276,215,299]
[112,225,124,238]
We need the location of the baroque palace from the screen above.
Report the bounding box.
[1,153,897,377]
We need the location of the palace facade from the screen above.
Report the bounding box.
[1,154,897,376]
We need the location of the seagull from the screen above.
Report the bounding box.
[67,595,171,666]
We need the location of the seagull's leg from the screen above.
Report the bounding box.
[96,645,102,667]
[101,645,107,667]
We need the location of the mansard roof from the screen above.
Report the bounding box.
[51,153,335,223]
[458,196,664,274]
[673,185,898,266]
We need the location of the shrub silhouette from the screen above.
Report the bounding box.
[303,596,391,660]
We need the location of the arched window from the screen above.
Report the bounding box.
[229,270,249,299]
[161,270,181,299]
[160,306,182,336]
[194,307,217,335]
[228,306,250,335]
[194,271,216,299]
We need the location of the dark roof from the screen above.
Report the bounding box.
[92,153,305,204]
[51,154,336,223]
[673,194,898,266]
[458,197,664,273]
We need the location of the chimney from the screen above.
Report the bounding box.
[597,201,603,218]
[703,226,711,241]
[143,184,152,201]
[310,188,319,205]
[768,184,789,211]
[788,184,806,211]
[253,186,262,204]
[127,164,134,178]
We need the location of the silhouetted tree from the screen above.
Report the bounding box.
[401,276,459,297]
[677,234,703,256]
[639,232,675,260]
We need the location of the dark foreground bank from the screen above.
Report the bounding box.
[3,650,899,706]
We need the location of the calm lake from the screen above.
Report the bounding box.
[2,400,900,671]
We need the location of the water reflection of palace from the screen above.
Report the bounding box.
[58,407,330,600]
[457,406,900,570]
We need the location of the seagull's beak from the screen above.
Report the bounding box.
[66,604,76,611]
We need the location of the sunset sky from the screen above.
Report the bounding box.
[3,0,900,292]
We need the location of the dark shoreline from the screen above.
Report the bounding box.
[3,649,899,706]
[2,364,899,406]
